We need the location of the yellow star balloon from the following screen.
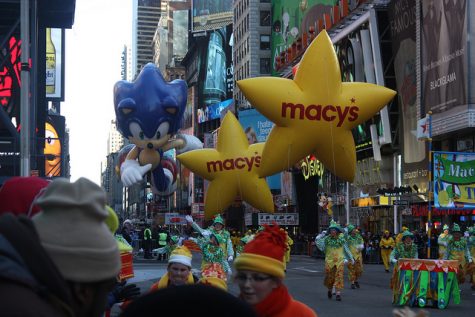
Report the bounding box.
[177,112,274,219]
[237,30,396,182]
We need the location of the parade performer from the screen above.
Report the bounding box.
[150,246,197,290]
[153,235,181,260]
[390,230,418,264]
[186,214,234,274]
[438,224,452,260]
[467,226,475,290]
[315,220,354,301]
[390,230,418,291]
[234,224,317,317]
[189,233,228,286]
[445,223,473,284]
[380,230,395,272]
[346,224,364,289]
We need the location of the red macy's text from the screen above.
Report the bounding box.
[207,155,261,173]
[281,102,359,127]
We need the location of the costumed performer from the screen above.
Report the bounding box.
[380,230,395,273]
[315,220,354,301]
[234,224,317,317]
[186,214,234,274]
[189,232,228,285]
[346,224,364,289]
[445,223,473,285]
[153,235,182,260]
[438,224,452,260]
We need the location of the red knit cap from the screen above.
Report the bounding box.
[0,177,50,217]
[234,224,287,278]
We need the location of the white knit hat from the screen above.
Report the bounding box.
[32,177,120,282]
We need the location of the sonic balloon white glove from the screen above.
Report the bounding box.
[176,134,203,154]
[121,160,152,187]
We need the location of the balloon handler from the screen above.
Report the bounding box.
[114,63,203,195]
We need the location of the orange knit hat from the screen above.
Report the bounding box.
[234,224,287,278]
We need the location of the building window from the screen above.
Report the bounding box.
[260,58,271,74]
[260,34,271,50]
[260,11,271,26]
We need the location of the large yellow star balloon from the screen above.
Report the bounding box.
[177,112,274,219]
[237,30,396,182]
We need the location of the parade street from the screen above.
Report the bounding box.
[131,255,474,317]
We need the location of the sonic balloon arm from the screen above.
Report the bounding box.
[125,145,139,160]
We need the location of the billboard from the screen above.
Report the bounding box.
[197,25,233,121]
[197,99,232,123]
[45,115,65,177]
[192,0,233,32]
[433,151,475,209]
[422,1,468,116]
[0,35,21,128]
[389,0,428,187]
[271,0,337,74]
[45,28,65,101]
[238,108,280,190]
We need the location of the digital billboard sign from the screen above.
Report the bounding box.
[192,0,233,32]
[238,108,280,190]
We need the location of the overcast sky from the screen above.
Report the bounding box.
[63,0,131,184]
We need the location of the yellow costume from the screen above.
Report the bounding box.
[316,220,353,301]
[346,225,364,288]
[379,230,395,272]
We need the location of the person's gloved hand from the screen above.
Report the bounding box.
[185,215,193,223]
[391,258,397,264]
[228,255,234,262]
[113,281,141,302]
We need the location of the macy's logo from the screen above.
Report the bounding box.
[281,102,359,127]
[206,155,261,173]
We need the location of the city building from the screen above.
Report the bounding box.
[132,0,162,77]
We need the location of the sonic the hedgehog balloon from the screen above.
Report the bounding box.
[114,63,202,195]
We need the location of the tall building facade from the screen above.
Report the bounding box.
[233,0,271,110]
[132,0,162,77]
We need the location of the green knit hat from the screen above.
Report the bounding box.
[213,215,225,225]
[328,219,341,232]
[451,223,461,233]
[402,230,414,240]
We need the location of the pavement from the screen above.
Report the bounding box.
[130,254,475,316]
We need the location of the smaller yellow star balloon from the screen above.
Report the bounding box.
[237,30,396,182]
[177,112,274,219]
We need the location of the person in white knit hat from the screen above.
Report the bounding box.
[0,177,120,317]
[32,177,121,317]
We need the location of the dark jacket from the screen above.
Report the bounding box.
[0,214,74,317]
